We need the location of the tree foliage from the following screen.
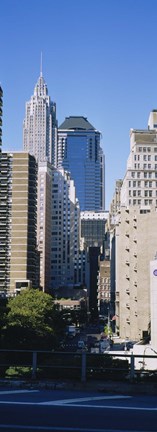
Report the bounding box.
[2,289,65,350]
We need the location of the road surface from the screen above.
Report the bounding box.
[0,387,156,431]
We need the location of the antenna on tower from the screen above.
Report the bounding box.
[40,52,43,77]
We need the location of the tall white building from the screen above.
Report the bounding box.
[37,161,52,292]
[51,167,81,290]
[115,110,157,340]
[23,69,58,165]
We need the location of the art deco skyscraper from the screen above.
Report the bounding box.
[23,67,58,165]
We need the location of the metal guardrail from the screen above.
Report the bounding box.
[0,349,157,382]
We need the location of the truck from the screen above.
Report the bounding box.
[66,325,77,338]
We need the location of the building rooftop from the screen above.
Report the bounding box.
[58,116,95,131]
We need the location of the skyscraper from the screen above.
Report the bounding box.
[0,86,3,154]
[114,110,157,340]
[57,116,105,211]
[23,68,58,165]
[0,152,39,294]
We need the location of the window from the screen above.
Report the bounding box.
[133,181,136,187]
[143,155,147,161]
[133,199,136,205]
[137,181,141,187]
[131,172,135,178]
[143,164,147,169]
[137,172,140,178]
[148,155,151,161]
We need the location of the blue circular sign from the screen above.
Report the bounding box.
[153,269,157,276]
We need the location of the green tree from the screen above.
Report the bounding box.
[2,289,65,350]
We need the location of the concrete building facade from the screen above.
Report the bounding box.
[0,152,39,295]
[0,86,3,155]
[115,112,157,340]
[51,167,82,292]
[37,161,52,292]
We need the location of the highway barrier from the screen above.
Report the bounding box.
[0,349,157,383]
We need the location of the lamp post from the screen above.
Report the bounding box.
[107,306,110,337]
[124,326,127,351]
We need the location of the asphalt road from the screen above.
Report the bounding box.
[0,388,157,431]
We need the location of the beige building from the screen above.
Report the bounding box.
[114,111,157,340]
[0,152,39,295]
[115,206,157,340]
[37,161,52,292]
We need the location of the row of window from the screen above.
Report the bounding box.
[131,171,157,178]
[134,154,157,161]
[134,164,157,169]
[129,190,156,197]
[129,180,156,187]
[137,147,157,152]
[128,199,156,205]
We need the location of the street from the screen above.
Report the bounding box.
[0,388,157,431]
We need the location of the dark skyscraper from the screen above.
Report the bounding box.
[58,116,105,211]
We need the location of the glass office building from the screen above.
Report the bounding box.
[58,116,105,211]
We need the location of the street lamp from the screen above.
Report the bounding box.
[124,326,127,351]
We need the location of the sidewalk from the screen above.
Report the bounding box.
[1,378,157,395]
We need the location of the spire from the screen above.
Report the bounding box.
[40,52,43,77]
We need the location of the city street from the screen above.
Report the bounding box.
[0,388,157,431]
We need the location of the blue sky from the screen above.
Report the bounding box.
[1,0,157,209]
